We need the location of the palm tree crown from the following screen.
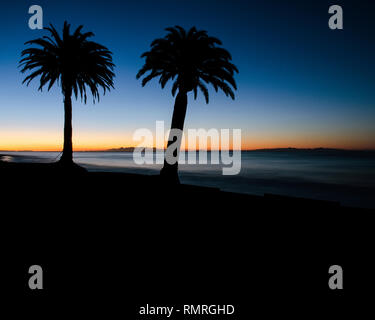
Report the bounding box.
[136,25,238,103]
[19,21,115,102]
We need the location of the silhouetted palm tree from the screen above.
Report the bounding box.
[19,21,115,165]
[137,26,238,183]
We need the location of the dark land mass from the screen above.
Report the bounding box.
[106,146,136,152]
[244,147,375,156]
[1,160,374,316]
[3,147,375,154]
[106,147,375,155]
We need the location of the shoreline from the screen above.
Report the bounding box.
[1,152,375,210]
[1,159,374,211]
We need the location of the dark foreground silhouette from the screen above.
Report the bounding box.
[19,21,115,165]
[1,160,374,316]
[137,26,238,183]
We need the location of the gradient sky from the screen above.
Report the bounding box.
[0,0,374,150]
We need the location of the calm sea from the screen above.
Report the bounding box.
[3,150,375,208]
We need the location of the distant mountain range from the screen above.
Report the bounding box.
[242,148,375,157]
[106,147,159,152]
[1,147,374,154]
[105,147,374,152]
[106,147,136,152]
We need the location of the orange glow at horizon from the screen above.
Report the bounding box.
[1,129,375,151]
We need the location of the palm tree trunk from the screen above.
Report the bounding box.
[60,87,73,165]
[160,91,188,183]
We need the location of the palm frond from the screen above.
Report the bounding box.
[19,21,115,103]
[137,26,238,103]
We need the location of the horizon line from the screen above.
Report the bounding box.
[1,147,375,152]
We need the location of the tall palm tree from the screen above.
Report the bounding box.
[137,26,238,183]
[19,21,115,165]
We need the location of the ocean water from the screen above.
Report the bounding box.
[2,150,375,208]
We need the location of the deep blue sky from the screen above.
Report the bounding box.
[0,0,374,150]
